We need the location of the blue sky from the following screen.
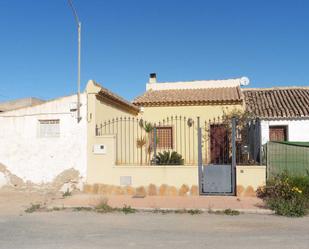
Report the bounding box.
[0,0,308,102]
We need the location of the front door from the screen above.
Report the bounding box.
[210,124,229,164]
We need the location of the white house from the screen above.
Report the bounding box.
[0,80,139,189]
[243,87,309,144]
[0,94,88,186]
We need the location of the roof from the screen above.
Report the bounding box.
[90,81,140,113]
[0,97,45,112]
[146,77,248,91]
[133,87,242,107]
[243,87,309,119]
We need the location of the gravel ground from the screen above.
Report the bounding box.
[0,211,308,249]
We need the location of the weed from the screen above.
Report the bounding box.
[25,204,41,213]
[173,209,203,215]
[95,199,115,213]
[187,209,203,215]
[73,207,93,212]
[208,208,240,216]
[174,209,187,214]
[121,205,136,214]
[62,189,72,198]
[152,209,173,214]
[223,209,240,216]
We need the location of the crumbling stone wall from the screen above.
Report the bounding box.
[0,163,83,193]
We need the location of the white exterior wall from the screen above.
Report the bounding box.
[0,94,87,184]
[261,119,309,144]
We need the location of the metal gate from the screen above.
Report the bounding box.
[202,164,233,193]
[197,116,262,195]
[198,117,237,195]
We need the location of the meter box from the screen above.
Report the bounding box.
[93,144,106,154]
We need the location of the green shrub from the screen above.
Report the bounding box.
[257,172,309,217]
[267,197,306,217]
[155,151,184,165]
[289,175,309,204]
[25,204,41,213]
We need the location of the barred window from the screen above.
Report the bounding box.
[151,126,173,149]
[38,119,60,138]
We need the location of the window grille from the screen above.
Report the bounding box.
[151,126,173,149]
[38,119,60,138]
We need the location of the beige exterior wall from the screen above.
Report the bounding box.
[86,134,198,196]
[140,104,243,123]
[86,81,139,183]
[236,165,266,197]
[87,136,197,188]
[139,104,244,164]
[87,135,266,196]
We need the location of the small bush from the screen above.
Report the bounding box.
[25,204,41,213]
[155,151,184,165]
[257,172,309,217]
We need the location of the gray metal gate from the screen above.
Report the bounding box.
[202,164,233,194]
[197,117,236,195]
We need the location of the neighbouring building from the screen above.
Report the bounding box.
[0,97,45,112]
[0,80,139,190]
[243,87,309,144]
[0,93,88,187]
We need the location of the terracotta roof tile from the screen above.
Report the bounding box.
[243,87,309,119]
[133,87,242,106]
[93,82,140,113]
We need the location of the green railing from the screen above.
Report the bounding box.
[266,141,309,178]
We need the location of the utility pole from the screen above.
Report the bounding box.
[68,0,81,122]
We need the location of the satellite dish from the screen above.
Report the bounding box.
[240,77,250,86]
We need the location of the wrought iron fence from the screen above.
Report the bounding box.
[95,115,261,166]
[96,116,198,165]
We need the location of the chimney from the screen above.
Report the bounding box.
[149,73,157,84]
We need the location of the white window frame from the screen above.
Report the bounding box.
[38,119,60,138]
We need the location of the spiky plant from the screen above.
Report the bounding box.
[143,122,153,164]
[155,151,184,165]
[136,137,146,165]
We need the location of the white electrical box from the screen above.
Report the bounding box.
[93,144,106,154]
[120,176,132,186]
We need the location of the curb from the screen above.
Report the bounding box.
[131,207,275,215]
[47,204,274,215]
